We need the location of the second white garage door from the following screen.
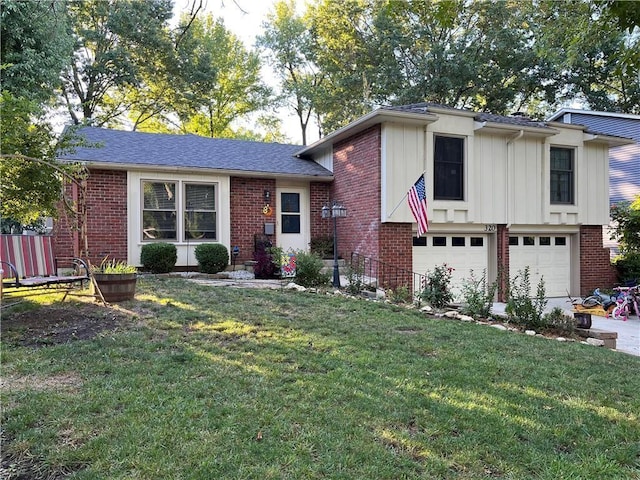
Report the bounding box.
[413,234,489,301]
[509,235,571,297]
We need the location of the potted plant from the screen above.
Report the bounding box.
[91,257,138,302]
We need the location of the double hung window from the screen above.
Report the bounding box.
[434,135,464,200]
[142,181,217,241]
[550,147,574,204]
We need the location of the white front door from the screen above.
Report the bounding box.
[276,188,308,253]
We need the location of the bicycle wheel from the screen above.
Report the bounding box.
[581,296,602,308]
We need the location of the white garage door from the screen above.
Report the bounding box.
[509,235,570,297]
[413,234,489,301]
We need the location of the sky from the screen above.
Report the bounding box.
[172,0,315,145]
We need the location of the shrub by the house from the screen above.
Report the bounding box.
[195,243,229,274]
[293,250,330,287]
[140,242,177,273]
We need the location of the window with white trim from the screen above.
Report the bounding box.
[550,147,574,204]
[434,135,464,200]
[184,183,216,240]
[142,180,217,241]
[143,181,177,240]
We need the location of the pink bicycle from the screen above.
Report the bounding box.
[611,285,639,321]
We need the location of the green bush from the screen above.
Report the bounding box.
[505,266,547,330]
[140,242,177,274]
[420,263,454,308]
[294,250,330,287]
[309,236,334,259]
[460,269,498,318]
[195,243,229,274]
[614,252,640,285]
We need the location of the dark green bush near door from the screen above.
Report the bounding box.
[195,243,229,273]
[140,242,177,273]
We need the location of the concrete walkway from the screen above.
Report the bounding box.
[492,297,640,357]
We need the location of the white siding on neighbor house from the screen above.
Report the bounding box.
[127,171,231,268]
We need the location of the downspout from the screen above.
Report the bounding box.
[505,130,524,228]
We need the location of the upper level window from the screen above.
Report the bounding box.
[550,147,574,204]
[434,135,464,200]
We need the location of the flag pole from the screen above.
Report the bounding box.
[387,171,426,218]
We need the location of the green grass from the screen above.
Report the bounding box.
[2,276,640,479]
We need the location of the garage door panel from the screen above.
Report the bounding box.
[509,235,570,297]
[413,235,489,301]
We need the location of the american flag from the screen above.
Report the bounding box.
[408,174,429,236]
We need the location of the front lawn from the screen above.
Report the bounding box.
[2,276,639,479]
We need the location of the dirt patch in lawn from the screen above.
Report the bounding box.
[1,302,134,348]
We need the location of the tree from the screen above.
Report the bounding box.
[61,0,174,125]
[0,0,74,105]
[611,195,640,254]
[0,93,82,226]
[258,0,324,145]
[137,14,271,138]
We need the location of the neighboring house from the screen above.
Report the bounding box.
[56,103,633,298]
[547,109,640,256]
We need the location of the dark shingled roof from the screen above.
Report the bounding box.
[384,102,551,128]
[59,127,332,178]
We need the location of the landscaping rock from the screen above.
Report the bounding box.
[444,311,459,319]
[586,338,605,347]
[491,324,508,331]
[458,314,474,322]
[525,330,536,336]
[285,282,306,292]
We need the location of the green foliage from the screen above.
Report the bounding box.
[544,307,576,336]
[292,250,330,288]
[460,269,498,318]
[614,252,640,284]
[0,0,74,105]
[258,0,324,144]
[345,262,367,295]
[194,243,229,274]
[140,242,177,274]
[0,93,86,225]
[309,236,334,259]
[92,257,137,274]
[611,196,640,254]
[62,0,174,125]
[505,266,548,330]
[387,285,412,304]
[420,264,454,308]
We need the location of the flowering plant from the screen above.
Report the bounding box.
[420,263,454,308]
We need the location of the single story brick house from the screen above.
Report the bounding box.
[55,103,633,297]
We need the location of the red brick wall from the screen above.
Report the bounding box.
[53,169,127,266]
[580,225,617,295]
[496,224,509,301]
[331,124,415,288]
[230,177,276,263]
[310,181,332,240]
[332,125,383,260]
[379,223,413,289]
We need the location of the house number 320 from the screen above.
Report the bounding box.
[484,224,497,232]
